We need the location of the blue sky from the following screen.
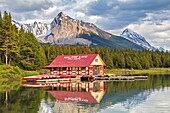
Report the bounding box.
[0,0,170,49]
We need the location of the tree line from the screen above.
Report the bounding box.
[1,11,170,70]
[42,45,170,69]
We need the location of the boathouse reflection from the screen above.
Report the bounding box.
[37,81,105,113]
[47,81,106,104]
[22,81,106,112]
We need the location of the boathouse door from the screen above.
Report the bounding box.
[94,66,98,75]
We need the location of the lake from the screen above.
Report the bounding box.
[0,74,170,113]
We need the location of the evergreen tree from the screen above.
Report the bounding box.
[125,56,133,69]
[152,52,162,67]
[19,30,46,70]
[103,48,114,68]
[0,11,19,65]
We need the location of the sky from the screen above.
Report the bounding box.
[0,0,170,49]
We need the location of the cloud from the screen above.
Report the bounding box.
[75,12,85,18]
[1,0,52,12]
[0,0,98,23]
[117,0,134,3]
[87,0,170,30]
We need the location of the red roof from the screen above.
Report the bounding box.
[44,54,98,67]
[48,91,98,103]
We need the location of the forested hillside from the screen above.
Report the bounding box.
[1,11,170,70]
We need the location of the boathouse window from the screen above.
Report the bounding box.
[95,58,98,62]
[54,68,56,71]
[59,67,62,71]
[62,67,67,71]
[82,67,86,70]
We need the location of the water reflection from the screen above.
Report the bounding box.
[99,87,170,113]
[21,79,154,113]
[1,74,170,113]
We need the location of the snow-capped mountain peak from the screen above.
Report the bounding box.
[120,28,152,49]
[120,28,167,52]
[12,20,50,37]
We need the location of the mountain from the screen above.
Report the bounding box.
[43,12,112,44]
[120,28,153,49]
[12,12,144,50]
[120,28,166,51]
[12,20,50,38]
[42,12,144,50]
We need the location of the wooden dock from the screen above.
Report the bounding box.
[94,75,148,81]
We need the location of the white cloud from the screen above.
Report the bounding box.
[75,12,85,18]
[42,6,58,16]
[117,0,134,3]
[89,15,102,23]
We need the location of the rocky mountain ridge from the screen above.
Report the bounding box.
[44,12,112,44]
[120,28,166,52]
[12,20,50,37]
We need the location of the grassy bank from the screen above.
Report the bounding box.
[0,65,39,79]
[105,68,170,75]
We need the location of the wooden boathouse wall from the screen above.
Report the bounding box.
[51,66,104,76]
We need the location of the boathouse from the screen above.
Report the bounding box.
[43,54,106,76]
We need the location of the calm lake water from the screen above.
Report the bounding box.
[0,74,170,113]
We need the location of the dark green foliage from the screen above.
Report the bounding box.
[0,11,47,70]
[18,27,47,70]
[0,11,20,65]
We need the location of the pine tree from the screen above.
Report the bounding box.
[125,56,133,69]
[0,11,19,65]
[18,30,46,70]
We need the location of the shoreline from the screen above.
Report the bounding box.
[0,65,39,79]
[105,68,170,75]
